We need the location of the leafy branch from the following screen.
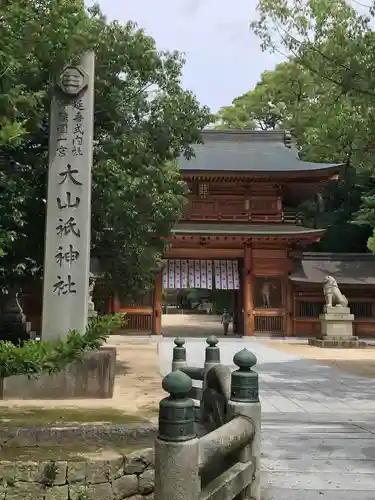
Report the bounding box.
[0,313,124,379]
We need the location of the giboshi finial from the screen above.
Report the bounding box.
[206,335,219,347]
[162,370,192,397]
[233,348,257,370]
[174,337,185,347]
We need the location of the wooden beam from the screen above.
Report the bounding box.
[182,169,339,182]
[165,248,244,259]
[120,307,152,314]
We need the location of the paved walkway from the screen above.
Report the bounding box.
[162,313,226,337]
[158,337,375,499]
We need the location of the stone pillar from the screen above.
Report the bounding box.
[309,305,359,347]
[172,338,187,371]
[152,271,162,335]
[243,244,253,336]
[204,335,220,382]
[229,348,261,500]
[155,370,200,500]
[42,52,95,340]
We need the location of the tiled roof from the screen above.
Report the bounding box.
[290,253,375,285]
[179,130,342,173]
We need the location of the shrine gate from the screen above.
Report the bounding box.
[20,129,375,337]
[109,130,375,337]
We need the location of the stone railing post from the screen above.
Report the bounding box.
[203,335,220,386]
[155,370,200,500]
[228,349,261,500]
[172,337,187,371]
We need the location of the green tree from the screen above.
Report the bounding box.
[248,0,375,252]
[0,0,91,285]
[215,55,372,251]
[216,61,315,133]
[0,1,211,296]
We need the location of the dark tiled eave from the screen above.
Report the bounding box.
[182,167,341,180]
[290,253,375,285]
[179,130,343,174]
[172,223,325,237]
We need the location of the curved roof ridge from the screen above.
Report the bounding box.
[201,129,288,141]
[179,129,343,173]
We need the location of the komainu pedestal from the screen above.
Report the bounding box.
[308,275,363,348]
[308,306,361,348]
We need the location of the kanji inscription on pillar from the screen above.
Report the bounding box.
[42,52,95,340]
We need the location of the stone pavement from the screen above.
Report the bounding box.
[161,313,225,337]
[158,337,375,499]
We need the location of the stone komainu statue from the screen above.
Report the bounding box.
[323,275,348,308]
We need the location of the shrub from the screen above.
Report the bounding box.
[0,313,124,378]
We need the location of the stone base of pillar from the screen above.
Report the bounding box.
[308,337,365,348]
[0,293,31,345]
[308,306,366,348]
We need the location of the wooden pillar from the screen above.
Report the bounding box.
[285,254,294,337]
[232,290,238,334]
[111,292,121,313]
[243,245,253,336]
[152,272,162,335]
[286,278,294,336]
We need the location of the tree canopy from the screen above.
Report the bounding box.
[215,0,375,252]
[216,61,314,132]
[0,1,211,296]
[249,0,375,252]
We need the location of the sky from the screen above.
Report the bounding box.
[90,0,284,112]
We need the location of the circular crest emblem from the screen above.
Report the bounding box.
[57,66,87,96]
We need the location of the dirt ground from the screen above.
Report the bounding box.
[3,335,374,427]
[0,337,165,422]
[265,341,375,379]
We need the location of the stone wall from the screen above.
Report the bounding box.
[2,347,116,400]
[0,448,154,500]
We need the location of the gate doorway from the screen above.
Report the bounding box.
[161,291,241,338]
[161,259,242,337]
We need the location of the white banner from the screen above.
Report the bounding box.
[214,260,221,289]
[181,260,188,288]
[207,260,213,290]
[162,262,168,289]
[233,260,240,290]
[162,259,240,290]
[188,260,195,288]
[194,260,201,288]
[168,260,175,289]
[201,260,207,289]
[175,260,181,289]
[227,260,234,290]
[221,260,228,289]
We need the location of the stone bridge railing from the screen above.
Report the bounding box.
[154,337,261,500]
